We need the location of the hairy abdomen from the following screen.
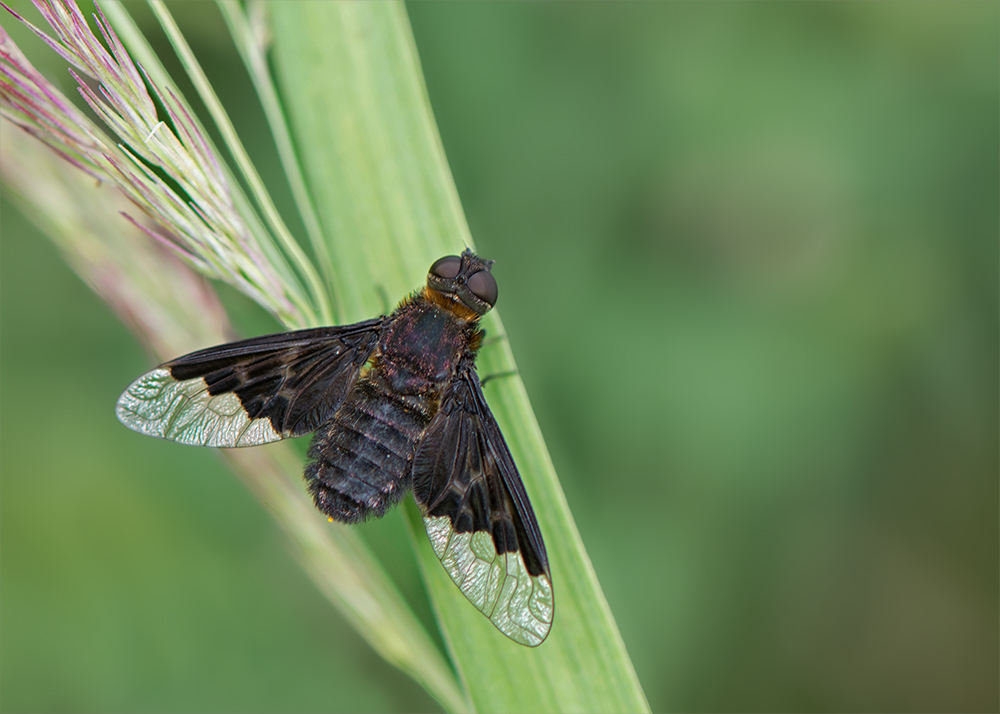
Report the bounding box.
[305,368,435,523]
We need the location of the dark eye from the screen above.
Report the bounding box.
[430,255,462,279]
[467,270,497,306]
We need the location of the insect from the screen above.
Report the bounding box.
[116,249,553,646]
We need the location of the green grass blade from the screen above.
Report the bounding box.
[215,0,340,321]
[146,0,332,325]
[267,2,649,711]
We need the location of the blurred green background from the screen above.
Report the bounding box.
[2,2,997,712]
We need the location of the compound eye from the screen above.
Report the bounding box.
[430,255,462,279]
[467,270,498,306]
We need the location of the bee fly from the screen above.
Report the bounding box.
[117,249,553,646]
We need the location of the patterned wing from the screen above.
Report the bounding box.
[412,363,553,646]
[116,319,384,447]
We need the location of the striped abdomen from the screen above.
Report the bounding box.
[304,367,437,523]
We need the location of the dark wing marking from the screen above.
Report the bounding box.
[116,319,384,447]
[412,362,553,646]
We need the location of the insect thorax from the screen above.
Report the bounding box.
[376,292,482,393]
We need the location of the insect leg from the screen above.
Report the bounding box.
[479,369,517,387]
[480,332,508,348]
